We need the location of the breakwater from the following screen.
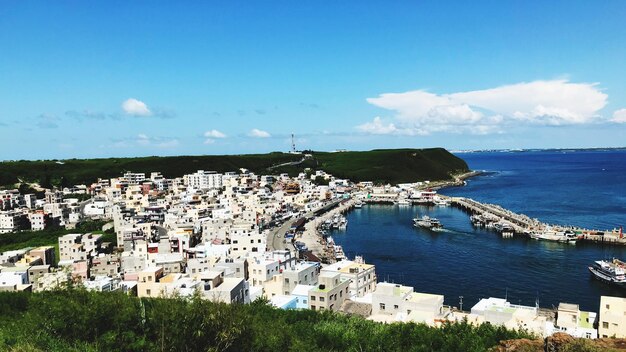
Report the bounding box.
[446,195,626,245]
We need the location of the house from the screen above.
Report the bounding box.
[27,265,51,285]
[321,257,376,298]
[28,246,55,266]
[598,296,626,338]
[308,271,350,312]
[204,277,250,304]
[470,297,549,337]
[371,282,445,326]
[552,302,597,339]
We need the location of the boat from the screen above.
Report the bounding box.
[500,224,515,238]
[354,201,363,208]
[530,229,578,243]
[433,197,451,207]
[397,198,411,206]
[413,215,443,230]
[588,259,626,288]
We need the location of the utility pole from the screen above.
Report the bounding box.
[291,133,296,153]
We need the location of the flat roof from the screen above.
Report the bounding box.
[214,277,243,292]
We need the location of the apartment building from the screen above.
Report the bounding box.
[308,271,350,312]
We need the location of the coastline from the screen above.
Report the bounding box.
[295,171,484,262]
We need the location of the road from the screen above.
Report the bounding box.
[266,200,343,251]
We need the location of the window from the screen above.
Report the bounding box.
[606,304,610,309]
[319,297,325,302]
[311,296,316,301]
[285,278,290,284]
[380,303,385,310]
[311,305,316,310]
[146,289,151,295]
[394,305,399,309]
[602,322,609,329]
[303,299,307,304]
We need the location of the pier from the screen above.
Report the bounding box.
[448,196,540,233]
[445,195,626,245]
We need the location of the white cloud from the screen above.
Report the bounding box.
[248,128,271,138]
[361,79,608,135]
[122,98,152,117]
[204,129,227,138]
[133,133,178,148]
[356,117,426,136]
[611,109,626,123]
[203,139,216,145]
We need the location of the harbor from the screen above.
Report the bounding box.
[327,203,626,312]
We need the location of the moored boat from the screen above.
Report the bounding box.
[530,229,578,243]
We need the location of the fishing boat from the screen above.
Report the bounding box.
[588,259,626,288]
[433,197,451,207]
[413,215,443,230]
[397,198,411,206]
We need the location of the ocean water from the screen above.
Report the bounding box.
[443,150,626,230]
[330,150,626,312]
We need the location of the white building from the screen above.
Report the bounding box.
[598,296,626,338]
[550,302,597,339]
[185,170,223,190]
[371,282,445,326]
[321,257,376,298]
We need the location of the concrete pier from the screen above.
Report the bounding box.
[446,195,626,245]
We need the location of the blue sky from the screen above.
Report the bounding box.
[1,1,626,160]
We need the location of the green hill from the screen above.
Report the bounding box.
[0,148,468,188]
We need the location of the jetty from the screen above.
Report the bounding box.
[445,195,626,245]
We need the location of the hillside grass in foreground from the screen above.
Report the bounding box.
[0,289,530,352]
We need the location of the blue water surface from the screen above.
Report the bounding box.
[330,150,626,312]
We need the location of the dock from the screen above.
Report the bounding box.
[445,195,626,245]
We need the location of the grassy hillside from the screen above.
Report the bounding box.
[313,148,469,183]
[0,289,529,352]
[0,148,468,188]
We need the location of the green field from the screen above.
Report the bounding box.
[0,148,468,188]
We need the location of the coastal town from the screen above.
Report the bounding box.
[1,165,625,340]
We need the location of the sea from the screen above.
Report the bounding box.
[329,150,626,312]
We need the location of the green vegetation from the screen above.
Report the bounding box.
[0,220,110,258]
[0,289,530,352]
[312,149,468,184]
[0,148,468,188]
[0,153,302,188]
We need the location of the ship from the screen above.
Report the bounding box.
[413,215,443,230]
[530,229,578,243]
[588,259,626,288]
